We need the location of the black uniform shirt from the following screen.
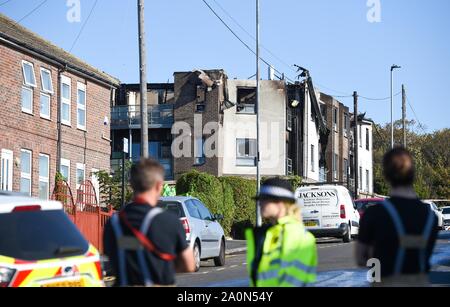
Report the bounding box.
[358,197,438,277]
[103,201,188,286]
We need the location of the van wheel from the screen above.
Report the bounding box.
[214,239,226,267]
[343,224,352,243]
[194,241,201,272]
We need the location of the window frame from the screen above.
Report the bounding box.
[38,154,50,200]
[310,144,315,172]
[20,149,32,196]
[194,137,205,166]
[76,82,87,130]
[236,87,256,114]
[21,86,34,114]
[236,138,257,167]
[21,60,37,87]
[39,92,51,120]
[333,153,338,180]
[366,169,370,192]
[40,67,54,94]
[76,163,85,190]
[366,128,370,151]
[60,158,71,184]
[60,75,72,126]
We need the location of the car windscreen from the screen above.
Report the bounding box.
[0,210,89,261]
[158,201,186,218]
[443,208,450,214]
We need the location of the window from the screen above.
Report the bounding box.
[366,169,370,192]
[185,200,201,219]
[39,154,49,200]
[359,126,362,148]
[21,86,33,114]
[359,167,363,190]
[20,150,32,196]
[195,200,213,221]
[366,128,370,151]
[61,76,71,125]
[194,137,205,165]
[195,104,205,113]
[22,61,36,87]
[287,108,292,131]
[311,145,315,172]
[333,154,338,179]
[333,108,338,131]
[236,87,256,114]
[60,159,70,183]
[76,163,85,189]
[40,93,51,119]
[236,138,257,166]
[344,113,349,137]
[343,159,348,180]
[1,149,13,192]
[77,83,86,130]
[40,68,53,93]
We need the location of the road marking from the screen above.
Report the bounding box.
[216,268,225,271]
[230,265,238,269]
[243,262,247,265]
[202,271,209,274]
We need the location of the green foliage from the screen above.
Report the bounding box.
[262,175,303,190]
[95,160,133,210]
[162,184,176,197]
[373,121,449,201]
[217,177,236,237]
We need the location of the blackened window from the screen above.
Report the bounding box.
[237,88,256,114]
[366,128,370,151]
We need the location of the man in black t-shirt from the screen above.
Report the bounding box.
[103,159,195,286]
[356,148,438,287]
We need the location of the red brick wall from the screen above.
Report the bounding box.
[0,42,113,199]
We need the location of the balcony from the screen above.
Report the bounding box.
[111,105,174,130]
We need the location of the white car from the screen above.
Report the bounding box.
[441,206,450,231]
[423,200,445,230]
[296,185,360,243]
[158,196,226,271]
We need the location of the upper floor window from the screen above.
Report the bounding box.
[366,128,370,151]
[333,108,338,131]
[22,61,36,87]
[236,87,256,114]
[236,138,257,166]
[77,82,86,130]
[359,126,362,148]
[344,113,349,137]
[40,68,53,94]
[61,76,71,126]
[194,137,205,165]
[311,145,315,172]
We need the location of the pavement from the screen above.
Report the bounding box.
[176,232,450,287]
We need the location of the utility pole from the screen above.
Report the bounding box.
[390,65,401,149]
[353,91,359,199]
[402,84,407,148]
[138,0,149,158]
[255,0,262,227]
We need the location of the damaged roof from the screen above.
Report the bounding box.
[0,13,120,86]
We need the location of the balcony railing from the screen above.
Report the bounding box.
[111,105,174,129]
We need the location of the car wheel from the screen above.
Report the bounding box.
[214,239,226,267]
[194,241,201,272]
[343,224,352,243]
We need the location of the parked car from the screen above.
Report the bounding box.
[354,198,385,220]
[158,196,226,271]
[441,206,450,231]
[0,192,104,287]
[296,185,360,243]
[423,200,445,230]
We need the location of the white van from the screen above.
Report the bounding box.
[295,185,360,243]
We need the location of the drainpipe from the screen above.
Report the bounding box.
[56,67,64,173]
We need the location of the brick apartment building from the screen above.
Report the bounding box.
[0,14,119,200]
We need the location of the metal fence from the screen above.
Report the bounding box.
[111,104,174,129]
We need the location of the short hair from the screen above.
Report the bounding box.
[383,147,415,188]
[129,159,165,193]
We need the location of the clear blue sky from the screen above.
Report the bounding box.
[2,0,449,132]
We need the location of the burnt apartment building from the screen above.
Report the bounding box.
[0,13,119,199]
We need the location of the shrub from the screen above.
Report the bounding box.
[220,176,257,239]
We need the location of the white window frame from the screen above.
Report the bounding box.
[310,145,315,172]
[1,149,13,192]
[39,154,50,200]
[20,149,32,196]
[40,92,51,120]
[40,68,53,94]
[60,158,71,184]
[21,86,33,114]
[366,169,370,192]
[61,75,71,126]
[236,138,257,167]
[77,82,86,130]
[22,60,37,87]
[76,163,85,190]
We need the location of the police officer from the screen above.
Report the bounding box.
[356,148,438,287]
[246,178,317,287]
[103,159,195,287]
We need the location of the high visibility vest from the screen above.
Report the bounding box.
[246,216,318,287]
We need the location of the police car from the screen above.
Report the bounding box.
[0,192,103,287]
[296,185,360,243]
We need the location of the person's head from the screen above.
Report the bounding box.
[129,158,165,205]
[383,147,415,188]
[255,178,300,223]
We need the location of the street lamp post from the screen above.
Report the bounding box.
[390,64,401,149]
[255,0,262,227]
